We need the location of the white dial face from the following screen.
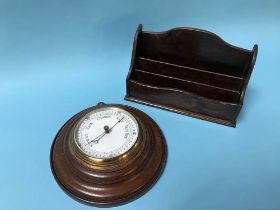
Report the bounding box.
[74,107,139,159]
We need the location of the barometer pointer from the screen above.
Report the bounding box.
[86,116,125,145]
[107,116,125,132]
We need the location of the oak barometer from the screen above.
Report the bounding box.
[50,103,167,206]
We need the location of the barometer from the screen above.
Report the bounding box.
[50,102,167,206]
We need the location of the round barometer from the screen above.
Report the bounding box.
[50,103,167,206]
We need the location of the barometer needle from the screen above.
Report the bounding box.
[86,117,125,145]
[108,116,125,132]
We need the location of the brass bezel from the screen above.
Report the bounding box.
[69,106,142,166]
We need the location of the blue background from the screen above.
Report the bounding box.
[1,0,279,209]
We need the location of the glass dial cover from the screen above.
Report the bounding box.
[74,107,139,160]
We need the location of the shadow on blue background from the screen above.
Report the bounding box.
[1,0,280,210]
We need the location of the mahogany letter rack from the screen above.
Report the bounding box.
[125,24,258,127]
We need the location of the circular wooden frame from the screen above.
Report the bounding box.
[50,104,167,207]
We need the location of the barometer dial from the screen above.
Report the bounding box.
[74,107,139,159]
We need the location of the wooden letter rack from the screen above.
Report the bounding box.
[125,24,258,127]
